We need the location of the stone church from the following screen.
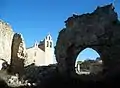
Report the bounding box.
[0,19,54,69]
[25,34,54,66]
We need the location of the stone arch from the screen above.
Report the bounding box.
[65,44,102,74]
[55,4,120,75]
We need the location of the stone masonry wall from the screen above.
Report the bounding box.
[0,20,14,64]
[10,33,27,76]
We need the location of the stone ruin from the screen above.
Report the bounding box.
[0,20,14,64]
[0,19,27,77]
[0,4,120,77]
[0,3,120,88]
[9,33,27,77]
[55,4,120,76]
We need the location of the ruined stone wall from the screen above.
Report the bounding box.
[9,33,27,76]
[0,20,14,64]
[55,4,120,75]
[0,19,54,70]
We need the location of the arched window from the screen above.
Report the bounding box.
[50,42,52,48]
[47,41,49,47]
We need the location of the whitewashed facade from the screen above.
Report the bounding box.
[25,34,54,66]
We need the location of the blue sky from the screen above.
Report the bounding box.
[0,0,120,61]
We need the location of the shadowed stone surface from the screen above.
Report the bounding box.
[9,33,27,77]
[55,4,120,75]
